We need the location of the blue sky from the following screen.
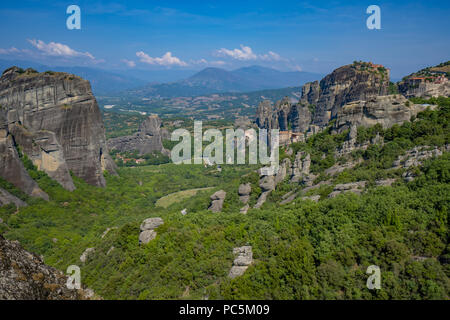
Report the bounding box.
[0,0,449,79]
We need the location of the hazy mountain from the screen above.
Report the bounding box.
[0,59,146,95]
[126,66,323,98]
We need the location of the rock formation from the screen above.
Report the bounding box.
[0,187,27,207]
[228,246,253,279]
[208,190,226,213]
[139,217,164,245]
[238,183,251,204]
[108,115,169,156]
[0,67,116,193]
[79,247,95,263]
[256,62,391,134]
[0,235,95,300]
[333,95,433,134]
[328,181,366,198]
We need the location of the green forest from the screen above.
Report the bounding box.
[0,97,448,300]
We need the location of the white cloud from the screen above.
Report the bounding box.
[28,39,95,60]
[136,51,188,67]
[122,59,136,68]
[0,47,30,55]
[216,45,285,62]
[190,59,226,66]
[216,44,257,61]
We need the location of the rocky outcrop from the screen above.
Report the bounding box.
[208,190,226,213]
[0,235,95,300]
[139,217,164,245]
[398,78,450,98]
[392,146,444,170]
[255,62,391,137]
[238,183,251,204]
[0,67,116,191]
[375,179,396,187]
[108,115,169,156]
[0,187,27,207]
[311,63,390,127]
[254,175,274,209]
[228,246,253,279]
[328,181,366,198]
[290,152,311,183]
[333,95,433,134]
[301,195,320,202]
[79,247,95,263]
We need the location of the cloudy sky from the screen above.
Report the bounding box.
[0,0,449,78]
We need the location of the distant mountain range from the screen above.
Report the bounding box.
[0,59,147,95]
[127,66,323,98]
[0,60,322,97]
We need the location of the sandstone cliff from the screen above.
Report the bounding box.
[0,67,116,195]
[256,62,390,135]
[107,114,169,156]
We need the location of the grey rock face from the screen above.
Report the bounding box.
[398,78,450,98]
[0,235,95,300]
[0,67,116,189]
[259,175,275,192]
[333,95,432,134]
[228,246,253,279]
[301,195,320,202]
[208,190,226,213]
[288,104,312,133]
[139,230,157,244]
[139,217,164,244]
[255,100,277,130]
[375,179,396,187]
[290,152,310,182]
[9,124,75,191]
[312,64,390,127]
[328,181,366,198]
[0,187,27,207]
[392,146,445,170]
[0,119,48,200]
[300,81,320,106]
[108,115,169,156]
[140,217,164,231]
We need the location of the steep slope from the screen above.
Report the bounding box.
[0,66,116,194]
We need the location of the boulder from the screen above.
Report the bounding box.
[238,183,251,204]
[208,190,226,213]
[240,204,250,214]
[139,230,157,245]
[139,217,164,244]
[80,247,95,263]
[140,217,164,231]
